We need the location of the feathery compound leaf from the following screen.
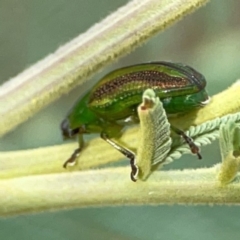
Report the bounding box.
[165,112,240,164]
[136,89,172,180]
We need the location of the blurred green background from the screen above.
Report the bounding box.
[0,0,240,239]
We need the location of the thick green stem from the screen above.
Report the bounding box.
[1,81,240,179]
[1,166,240,217]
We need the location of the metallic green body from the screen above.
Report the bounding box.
[62,62,209,138]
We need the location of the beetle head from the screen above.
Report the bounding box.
[61,119,79,139]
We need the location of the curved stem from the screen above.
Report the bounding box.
[1,81,240,179]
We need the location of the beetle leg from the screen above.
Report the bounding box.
[63,134,84,168]
[100,132,138,182]
[171,126,202,159]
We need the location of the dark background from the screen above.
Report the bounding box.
[0,0,240,239]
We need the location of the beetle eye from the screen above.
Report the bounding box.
[61,119,71,138]
[61,119,80,139]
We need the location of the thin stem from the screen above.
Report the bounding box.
[0,0,209,136]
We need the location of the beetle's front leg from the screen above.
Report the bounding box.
[100,132,138,182]
[171,125,202,159]
[63,134,84,168]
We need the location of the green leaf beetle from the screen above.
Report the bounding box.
[61,62,210,181]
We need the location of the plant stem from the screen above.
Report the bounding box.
[0,0,209,137]
[1,166,240,217]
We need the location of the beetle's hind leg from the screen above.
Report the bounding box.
[63,134,84,168]
[171,125,202,159]
[100,132,138,182]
